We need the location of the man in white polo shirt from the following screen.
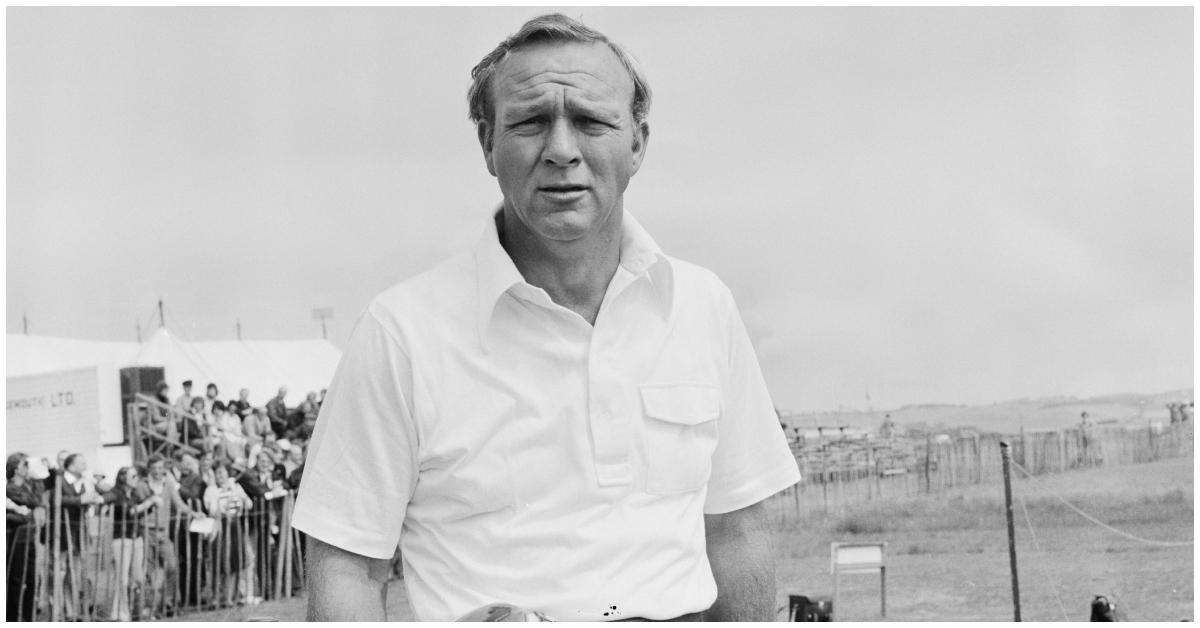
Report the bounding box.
[292,13,800,621]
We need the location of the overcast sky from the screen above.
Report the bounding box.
[7,7,1193,412]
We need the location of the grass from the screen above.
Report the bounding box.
[771,456,1193,621]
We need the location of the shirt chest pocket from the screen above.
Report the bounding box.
[639,383,722,495]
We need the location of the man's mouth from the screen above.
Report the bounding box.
[538,184,589,192]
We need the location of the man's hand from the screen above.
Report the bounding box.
[307,536,392,621]
[702,500,776,621]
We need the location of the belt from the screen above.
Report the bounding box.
[616,611,703,622]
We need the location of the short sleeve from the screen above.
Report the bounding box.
[703,291,801,515]
[291,306,420,559]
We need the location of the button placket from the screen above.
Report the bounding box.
[588,297,634,487]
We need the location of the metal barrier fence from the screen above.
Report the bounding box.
[5,474,305,622]
[768,421,1194,524]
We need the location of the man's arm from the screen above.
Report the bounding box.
[702,500,776,621]
[306,536,392,621]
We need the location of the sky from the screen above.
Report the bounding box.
[7,7,1193,412]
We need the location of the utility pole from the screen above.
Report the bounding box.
[1000,441,1021,621]
[158,298,165,328]
[312,307,334,340]
[22,312,28,335]
[236,320,243,341]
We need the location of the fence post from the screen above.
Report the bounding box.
[999,442,1021,621]
[923,433,932,494]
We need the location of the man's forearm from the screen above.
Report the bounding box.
[703,501,776,621]
[307,536,391,621]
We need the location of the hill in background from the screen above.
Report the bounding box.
[781,388,1194,436]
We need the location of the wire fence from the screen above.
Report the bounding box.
[5,474,305,622]
[767,420,1194,525]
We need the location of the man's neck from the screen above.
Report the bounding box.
[498,209,622,326]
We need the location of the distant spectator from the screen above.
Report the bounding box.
[43,452,105,621]
[174,452,205,505]
[212,402,247,466]
[243,407,273,453]
[104,465,159,621]
[295,392,320,440]
[266,387,289,438]
[7,453,41,621]
[197,450,217,491]
[184,397,210,450]
[172,451,205,608]
[229,388,253,421]
[1184,402,1194,423]
[238,453,284,605]
[151,382,176,438]
[203,461,254,606]
[175,380,196,414]
[142,455,190,616]
[203,383,220,414]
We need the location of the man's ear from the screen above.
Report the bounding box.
[630,122,650,175]
[477,121,497,177]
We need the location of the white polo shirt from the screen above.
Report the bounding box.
[292,210,801,621]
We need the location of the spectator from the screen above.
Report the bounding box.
[281,442,305,480]
[203,383,221,414]
[172,451,206,608]
[174,451,205,503]
[175,380,196,414]
[266,387,289,439]
[197,450,217,491]
[182,397,210,451]
[238,452,285,603]
[295,392,320,441]
[229,388,253,421]
[142,455,190,617]
[204,462,255,606]
[150,382,176,439]
[43,452,105,621]
[104,466,159,621]
[7,453,41,621]
[212,402,247,467]
[243,407,273,454]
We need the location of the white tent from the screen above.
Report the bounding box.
[7,328,342,407]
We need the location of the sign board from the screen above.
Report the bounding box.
[831,542,885,574]
[6,364,129,477]
[830,542,887,620]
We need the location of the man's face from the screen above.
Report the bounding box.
[69,456,86,475]
[149,460,165,480]
[181,455,199,475]
[200,452,213,470]
[257,453,273,474]
[239,389,249,401]
[480,41,647,245]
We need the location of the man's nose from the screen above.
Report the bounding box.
[542,118,581,167]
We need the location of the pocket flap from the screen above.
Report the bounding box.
[640,384,721,425]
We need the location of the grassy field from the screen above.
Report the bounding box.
[772,456,1193,622]
[176,457,1192,622]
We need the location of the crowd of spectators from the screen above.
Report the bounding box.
[5,381,322,622]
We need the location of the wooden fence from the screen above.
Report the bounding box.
[768,421,1194,525]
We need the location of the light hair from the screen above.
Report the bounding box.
[467,13,651,145]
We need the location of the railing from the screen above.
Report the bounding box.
[5,473,305,622]
[769,421,1194,523]
[126,394,207,465]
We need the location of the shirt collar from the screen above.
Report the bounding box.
[473,208,673,351]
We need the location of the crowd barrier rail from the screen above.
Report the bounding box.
[6,472,306,622]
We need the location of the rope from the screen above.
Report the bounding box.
[1016,489,1071,621]
[1010,460,1193,547]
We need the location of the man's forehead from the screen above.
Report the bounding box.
[492,41,633,104]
